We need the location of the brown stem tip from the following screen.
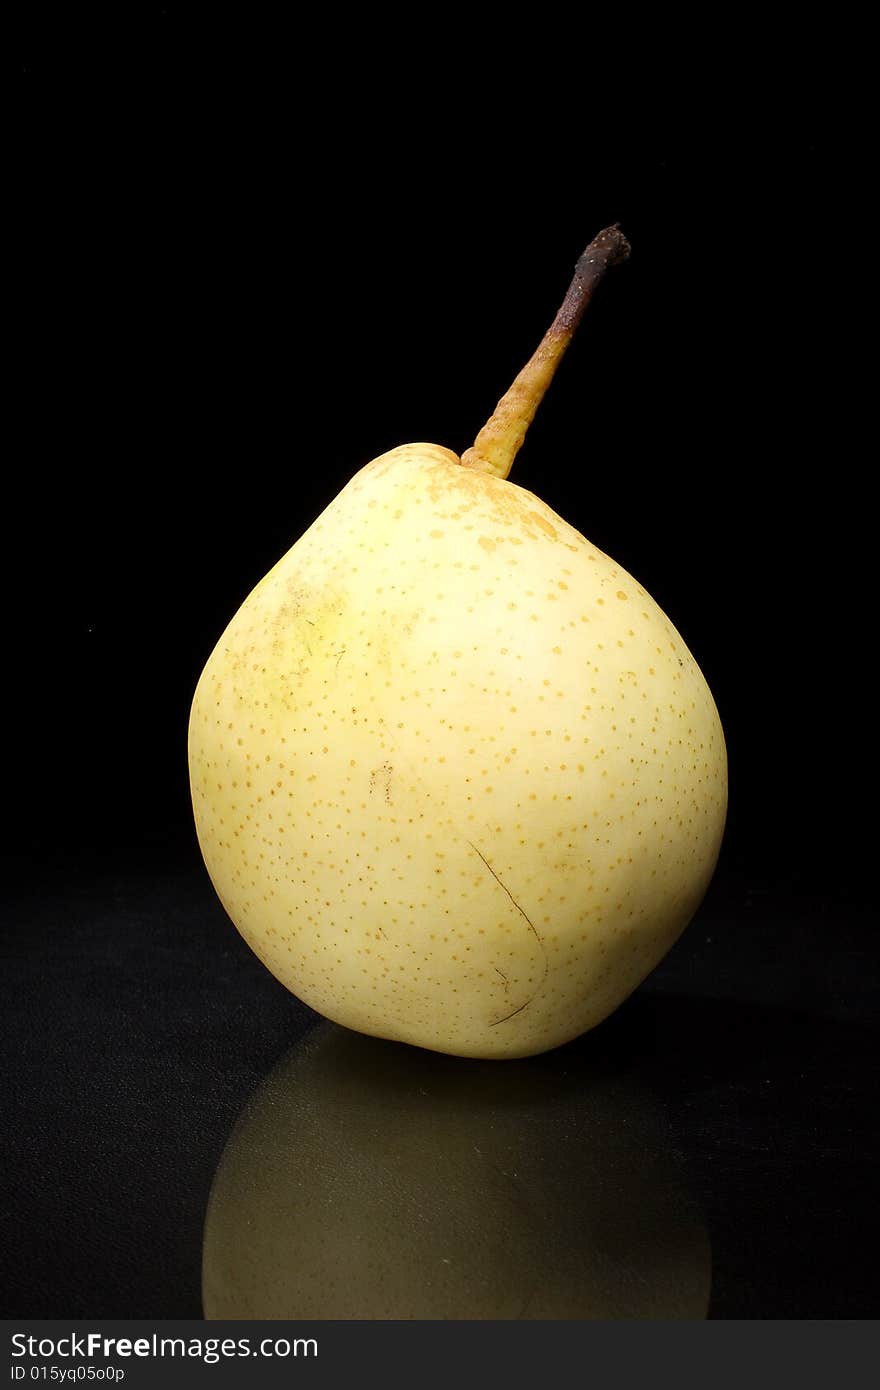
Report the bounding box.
[554,225,631,335]
[461,225,631,481]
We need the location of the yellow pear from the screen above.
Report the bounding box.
[189,227,727,1059]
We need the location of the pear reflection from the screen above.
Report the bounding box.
[203,1024,710,1319]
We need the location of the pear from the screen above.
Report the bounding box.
[188,227,727,1060]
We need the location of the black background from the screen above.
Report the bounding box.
[4,11,875,1321]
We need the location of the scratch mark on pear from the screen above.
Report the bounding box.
[467,841,543,948]
[466,840,550,1028]
[490,999,532,1026]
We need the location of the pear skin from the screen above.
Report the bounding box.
[188,228,727,1058]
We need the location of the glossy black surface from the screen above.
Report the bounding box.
[2,851,876,1319]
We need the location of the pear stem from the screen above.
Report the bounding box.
[461,225,631,480]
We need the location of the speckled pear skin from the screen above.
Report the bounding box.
[188,443,727,1058]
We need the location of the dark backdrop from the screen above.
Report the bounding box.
[4,12,874,1321]
[9,20,863,899]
